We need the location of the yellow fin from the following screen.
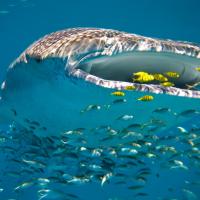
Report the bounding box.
[161,82,175,87]
[125,85,136,90]
[111,91,125,96]
[165,72,180,78]
[137,95,154,101]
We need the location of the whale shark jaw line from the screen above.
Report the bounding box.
[77,51,200,89]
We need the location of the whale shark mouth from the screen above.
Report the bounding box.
[77,51,200,89]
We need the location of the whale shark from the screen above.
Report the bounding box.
[0,28,200,137]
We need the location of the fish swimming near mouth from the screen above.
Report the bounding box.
[1,27,200,137]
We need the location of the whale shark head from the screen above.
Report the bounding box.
[1,28,200,137]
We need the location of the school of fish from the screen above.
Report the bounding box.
[0,91,200,200]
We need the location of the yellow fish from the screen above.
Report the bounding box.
[153,73,168,82]
[125,85,136,90]
[133,72,148,76]
[111,91,125,96]
[137,95,154,101]
[165,72,180,78]
[195,67,200,72]
[161,82,175,87]
[133,72,154,83]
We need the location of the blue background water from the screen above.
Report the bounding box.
[1,0,200,200]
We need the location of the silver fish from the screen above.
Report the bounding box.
[117,115,134,121]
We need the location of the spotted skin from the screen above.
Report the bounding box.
[8,28,200,98]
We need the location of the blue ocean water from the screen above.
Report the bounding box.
[1,0,200,200]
